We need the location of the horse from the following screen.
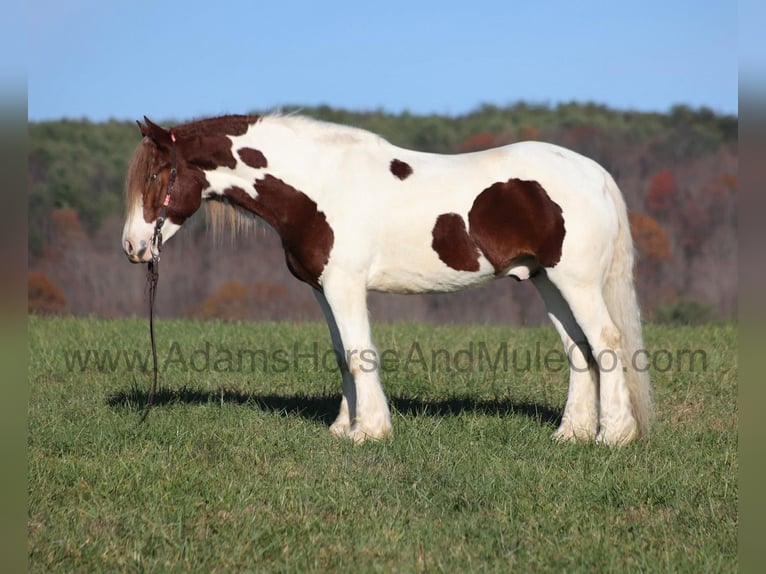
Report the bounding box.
[122,114,652,445]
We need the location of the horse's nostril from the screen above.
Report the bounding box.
[125,239,134,255]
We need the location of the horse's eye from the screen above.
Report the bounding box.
[150,173,158,182]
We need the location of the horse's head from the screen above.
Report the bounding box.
[122,117,205,263]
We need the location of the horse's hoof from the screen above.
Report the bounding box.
[347,423,393,444]
[329,421,351,438]
[552,421,596,443]
[595,420,637,446]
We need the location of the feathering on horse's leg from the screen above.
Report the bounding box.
[532,272,599,442]
[548,278,638,445]
[319,273,392,442]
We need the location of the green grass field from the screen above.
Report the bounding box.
[28,316,737,572]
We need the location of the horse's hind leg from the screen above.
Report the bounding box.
[532,271,599,442]
[545,270,638,445]
[314,273,392,442]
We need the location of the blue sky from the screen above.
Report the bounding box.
[27,0,738,122]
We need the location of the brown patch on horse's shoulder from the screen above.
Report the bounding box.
[251,175,334,288]
[432,213,481,272]
[238,147,268,169]
[390,159,413,180]
[468,178,565,273]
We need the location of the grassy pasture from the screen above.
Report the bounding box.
[28,316,737,572]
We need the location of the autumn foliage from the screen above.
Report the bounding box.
[195,281,249,321]
[28,272,67,315]
[195,281,289,321]
[519,125,539,141]
[630,213,672,265]
[42,208,87,260]
[458,132,506,153]
[629,213,674,310]
[646,169,679,215]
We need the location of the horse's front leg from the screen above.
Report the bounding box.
[313,289,355,437]
[314,274,392,442]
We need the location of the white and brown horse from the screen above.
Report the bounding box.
[122,114,651,445]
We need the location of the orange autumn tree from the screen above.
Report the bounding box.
[646,169,679,218]
[196,280,248,321]
[518,124,539,141]
[629,213,673,308]
[50,208,86,246]
[28,272,67,315]
[631,213,671,259]
[458,132,498,153]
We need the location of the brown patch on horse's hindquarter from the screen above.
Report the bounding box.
[238,147,268,169]
[224,176,334,288]
[390,159,413,180]
[468,179,565,273]
[431,213,481,272]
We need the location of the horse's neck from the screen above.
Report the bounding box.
[239,116,385,203]
[242,117,354,190]
[199,115,392,231]
[199,117,364,231]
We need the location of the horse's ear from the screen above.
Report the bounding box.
[141,116,173,149]
[136,119,149,137]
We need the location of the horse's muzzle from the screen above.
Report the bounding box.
[124,238,151,263]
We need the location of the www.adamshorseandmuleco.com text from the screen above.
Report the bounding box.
[61,340,708,375]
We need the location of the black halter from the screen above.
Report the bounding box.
[150,132,178,260]
[140,131,177,424]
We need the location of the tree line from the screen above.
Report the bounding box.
[28,102,737,324]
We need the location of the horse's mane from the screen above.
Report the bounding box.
[205,196,259,242]
[124,139,153,214]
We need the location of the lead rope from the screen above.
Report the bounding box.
[140,257,161,423]
[140,132,177,424]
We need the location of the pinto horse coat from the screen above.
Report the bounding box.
[122,114,652,445]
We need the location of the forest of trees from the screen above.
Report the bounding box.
[28,102,738,324]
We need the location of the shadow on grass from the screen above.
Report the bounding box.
[106,386,562,428]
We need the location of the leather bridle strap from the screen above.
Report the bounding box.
[140,131,177,424]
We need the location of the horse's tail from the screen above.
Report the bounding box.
[602,173,653,438]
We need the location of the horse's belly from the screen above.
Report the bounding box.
[366,257,497,294]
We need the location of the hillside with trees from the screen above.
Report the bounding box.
[28,103,737,324]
